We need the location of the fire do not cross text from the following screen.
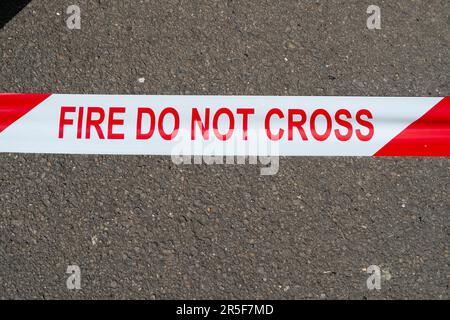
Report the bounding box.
[58,105,374,142]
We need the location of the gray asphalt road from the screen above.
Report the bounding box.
[0,0,449,299]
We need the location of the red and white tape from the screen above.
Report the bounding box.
[0,93,448,156]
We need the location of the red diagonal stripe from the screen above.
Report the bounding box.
[375,97,450,156]
[0,93,51,134]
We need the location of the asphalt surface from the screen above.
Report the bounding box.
[0,0,449,299]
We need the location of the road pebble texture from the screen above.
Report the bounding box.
[0,0,449,299]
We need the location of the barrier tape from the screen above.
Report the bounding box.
[0,94,448,156]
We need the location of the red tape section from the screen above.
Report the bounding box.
[375,97,450,156]
[0,93,51,134]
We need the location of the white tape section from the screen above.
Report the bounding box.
[0,94,448,156]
